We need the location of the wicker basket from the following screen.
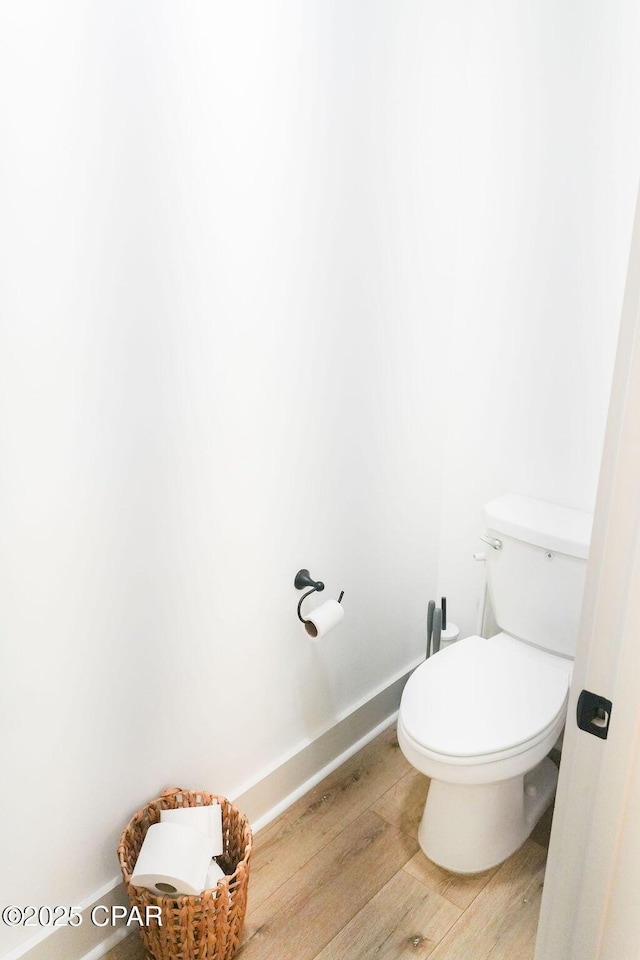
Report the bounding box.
[118,788,253,960]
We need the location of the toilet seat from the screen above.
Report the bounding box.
[400,633,572,763]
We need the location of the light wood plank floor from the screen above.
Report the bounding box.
[106,725,553,960]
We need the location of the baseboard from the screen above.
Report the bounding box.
[4,659,418,960]
[233,658,418,831]
[2,882,132,960]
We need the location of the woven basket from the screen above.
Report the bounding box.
[118,788,253,960]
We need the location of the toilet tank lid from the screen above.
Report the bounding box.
[484,494,592,559]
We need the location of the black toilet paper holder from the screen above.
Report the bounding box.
[294,569,344,624]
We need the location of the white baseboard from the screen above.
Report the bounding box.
[2,883,131,960]
[4,660,418,960]
[233,660,417,831]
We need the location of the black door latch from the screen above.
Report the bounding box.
[577,689,613,739]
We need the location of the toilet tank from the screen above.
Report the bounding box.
[483,494,592,658]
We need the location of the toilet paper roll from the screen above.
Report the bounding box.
[203,859,226,891]
[161,803,223,857]
[131,822,212,896]
[304,599,344,639]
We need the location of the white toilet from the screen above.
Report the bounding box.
[397,493,592,874]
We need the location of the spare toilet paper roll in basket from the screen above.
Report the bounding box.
[160,803,223,857]
[130,821,213,896]
[304,599,344,639]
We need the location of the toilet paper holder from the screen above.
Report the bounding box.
[294,568,344,624]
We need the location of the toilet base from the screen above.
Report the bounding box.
[418,756,558,874]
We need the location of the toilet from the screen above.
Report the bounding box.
[397,493,592,874]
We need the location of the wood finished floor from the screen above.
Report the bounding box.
[106,725,553,960]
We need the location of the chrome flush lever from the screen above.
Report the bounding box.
[479,534,503,550]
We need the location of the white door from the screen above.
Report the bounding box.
[535,185,640,960]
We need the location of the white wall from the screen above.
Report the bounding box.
[0,3,451,956]
[0,2,637,957]
[435,0,640,637]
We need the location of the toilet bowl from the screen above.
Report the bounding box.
[397,493,592,874]
[398,632,571,873]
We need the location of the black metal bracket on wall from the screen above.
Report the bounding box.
[294,568,343,624]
